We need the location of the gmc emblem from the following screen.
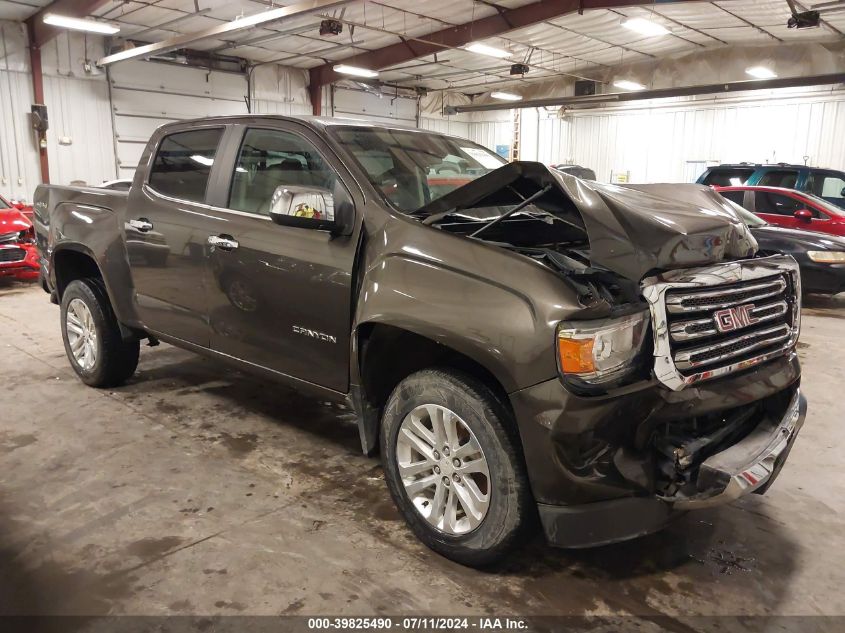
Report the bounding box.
[713,303,759,333]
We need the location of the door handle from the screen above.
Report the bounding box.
[129,218,153,232]
[207,234,239,251]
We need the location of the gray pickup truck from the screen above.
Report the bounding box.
[34,116,807,566]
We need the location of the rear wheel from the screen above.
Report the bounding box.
[380,369,531,566]
[60,278,139,387]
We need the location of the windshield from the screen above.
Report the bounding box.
[0,194,12,208]
[330,126,507,213]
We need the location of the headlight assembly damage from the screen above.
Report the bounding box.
[557,311,649,385]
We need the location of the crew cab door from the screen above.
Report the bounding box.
[126,125,224,345]
[203,123,360,393]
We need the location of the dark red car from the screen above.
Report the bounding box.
[715,185,845,237]
[0,193,39,281]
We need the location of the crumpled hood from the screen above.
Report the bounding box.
[419,162,757,281]
[0,208,31,237]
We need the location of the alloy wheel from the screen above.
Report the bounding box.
[66,298,98,371]
[395,404,490,535]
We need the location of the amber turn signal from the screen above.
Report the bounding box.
[557,337,595,374]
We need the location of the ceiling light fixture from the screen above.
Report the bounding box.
[622,17,669,37]
[333,64,379,78]
[43,13,120,35]
[613,79,646,91]
[491,91,522,101]
[465,42,511,58]
[746,66,777,79]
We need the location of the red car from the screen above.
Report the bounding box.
[715,185,845,237]
[0,194,39,281]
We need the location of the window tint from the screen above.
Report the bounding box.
[701,168,754,187]
[229,128,337,217]
[719,190,746,206]
[754,192,802,216]
[757,169,799,189]
[148,129,223,203]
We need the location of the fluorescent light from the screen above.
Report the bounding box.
[43,14,120,35]
[746,66,777,79]
[465,42,511,59]
[333,64,379,78]
[190,154,214,166]
[613,79,646,91]
[491,91,522,101]
[622,18,669,37]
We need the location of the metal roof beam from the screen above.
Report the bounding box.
[444,73,845,113]
[97,0,350,67]
[308,0,707,88]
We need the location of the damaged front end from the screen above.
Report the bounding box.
[421,162,807,547]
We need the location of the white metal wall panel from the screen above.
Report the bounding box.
[109,60,248,178]
[0,69,40,200]
[466,120,514,153]
[419,117,471,140]
[331,87,418,126]
[43,74,117,186]
[557,90,845,183]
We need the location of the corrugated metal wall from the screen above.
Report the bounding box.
[518,87,845,182]
[43,74,116,185]
[109,60,248,179]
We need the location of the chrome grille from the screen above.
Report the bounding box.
[642,256,801,391]
[0,247,26,263]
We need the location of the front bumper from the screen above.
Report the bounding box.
[534,387,806,547]
[0,243,39,280]
[669,387,806,509]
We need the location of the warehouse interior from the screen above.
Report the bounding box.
[1,0,844,628]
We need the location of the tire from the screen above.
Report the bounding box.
[380,368,531,566]
[60,278,140,388]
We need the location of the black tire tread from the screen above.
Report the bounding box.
[380,367,532,567]
[61,278,139,388]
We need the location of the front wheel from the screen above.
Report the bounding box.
[60,278,140,387]
[380,369,531,566]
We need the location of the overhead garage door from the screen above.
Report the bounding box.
[109,60,248,180]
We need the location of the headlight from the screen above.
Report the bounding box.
[807,250,845,263]
[557,311,649,384]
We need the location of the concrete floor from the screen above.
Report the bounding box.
[1,279,843,621]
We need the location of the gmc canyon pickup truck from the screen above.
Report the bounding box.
[35,116,807,566]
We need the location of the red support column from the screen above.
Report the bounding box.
[308,74,322,116]
[27,22,49,185]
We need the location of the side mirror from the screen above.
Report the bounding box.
[269,185,353,235]
[12,202,25,210]
[794,209,813,222]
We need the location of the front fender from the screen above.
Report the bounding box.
[355,252,559,393]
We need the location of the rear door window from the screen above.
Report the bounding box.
[148,128,223,203]
[757,169,800,189]
[811,173,845,200]
[701,168,754,186]
[754,192,802,215]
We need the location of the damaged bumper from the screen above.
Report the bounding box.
[668,388,806,509]
[511,356,805,548]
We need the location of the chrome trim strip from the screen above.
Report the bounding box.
[641,255,802,391]
[670,388,806,509]
[674,324,790,370]
[669,301,788,342]
[665,277,786,313]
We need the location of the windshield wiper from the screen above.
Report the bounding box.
[467,185,553,239]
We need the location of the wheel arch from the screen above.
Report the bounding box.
[351,321,515,456]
